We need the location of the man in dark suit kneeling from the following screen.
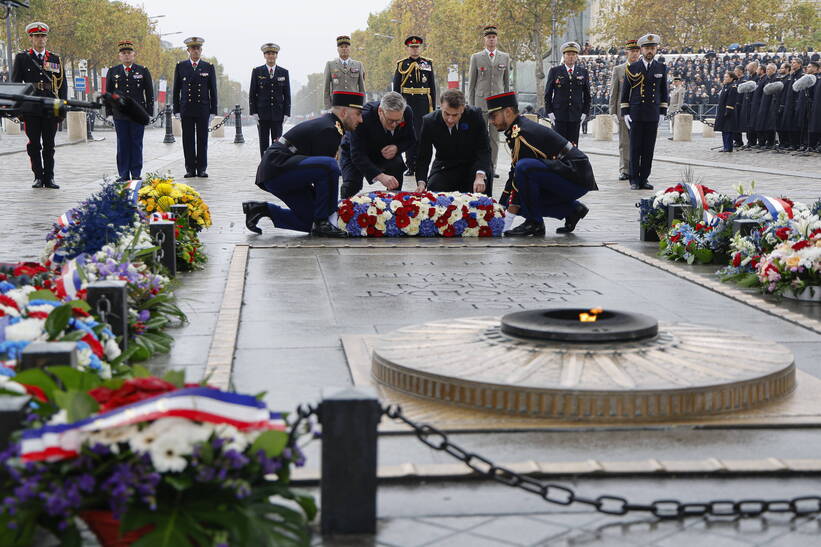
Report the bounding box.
[415,89,492,194]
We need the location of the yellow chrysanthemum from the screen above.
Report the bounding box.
[157,195,175,211]
[155,183,174,196]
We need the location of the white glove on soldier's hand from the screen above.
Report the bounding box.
[252,114,259,122]
[580,114,587,123]
[547,113,556,123]
[624,114,632,129]
[659,114,665,124]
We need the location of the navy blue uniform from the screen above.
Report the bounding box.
[249,64,291,156]
[543,64,591,145]
[339,101,416,198]
[11,49,68,183]
[620,58,669,186]
[500,115,597,222]
[105,63,153,180]
[254,113,344,233]
[393,56,435,170]
[778,70,802,147]
[808,76,821,148]
[172,59,218,175]
[715,82,739,151]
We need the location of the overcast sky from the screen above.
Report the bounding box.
[125,0,391,90]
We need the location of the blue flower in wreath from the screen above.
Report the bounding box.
[459,122,469,131]
[453,219,468,234]
[419,219,437,237]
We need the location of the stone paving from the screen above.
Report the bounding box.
[2,125,821,546]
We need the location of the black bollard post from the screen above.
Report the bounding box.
[318,387,381,535]
[87,281,129,352]
[19,342,78,371]
[0,396,28,451]
[233,104,245,144]
[170,203,188,221]
[86,109,94,141]
[666,203,692,228]
[732,218,763,237]
[163,104,175,144]
[149,221,177,277]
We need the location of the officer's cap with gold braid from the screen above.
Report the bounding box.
[638,34,660,47]
[184,37,205,48]
[118,40,134,52]
[25,22,49,36]
[261,43,280,53]
[332,91,365,109]
[485,91,517,113]
[336,35,351,46]
[483,25,498,36]
[625,39,639,50]
[405,36,424,46]
[561,41,581,54]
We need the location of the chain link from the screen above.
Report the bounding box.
[95,294,112,326]
[6,117,21,125]
[208,111,234,133]
[91,110,115,128]
[155,230,165,261]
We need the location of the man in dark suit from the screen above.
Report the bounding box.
[173,36,218,178]
[243,91,364,237]
[415,89,492,194]
[393,36,435,176]
[620,33,668,190]
[339,91,416,198]
[11,22,67,189]
[249,42,291,157]
[543,41,591,145]
[104,40,153,181]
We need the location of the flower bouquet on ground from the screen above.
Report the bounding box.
[640,178,733,240]
[0,367,315,547]
[660,219,721,265]
[756,231,821,297]
[337,191,506,237]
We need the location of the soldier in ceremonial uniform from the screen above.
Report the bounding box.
[173,37,218,178]
[667,76,685,140]
[249,43,291,157]
[715,72,739,152]
[609,39,640,180]
[468,25,510,177]
[748,64,767,149]
[243,91,365,237]
[11,22,67,189]
[323,36,365,110]
[794,62,817,151]
[807,62,821,152]
[393,35,435,176]
[486,92,597,237]
[104,40,153,181]
[755,63,778,149]
[543,41,591,146]
[620,33,668,190]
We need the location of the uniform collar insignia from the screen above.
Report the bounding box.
[335,121,344,136]
[509,124,520,138]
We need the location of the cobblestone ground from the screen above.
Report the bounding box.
[1,125,820,546]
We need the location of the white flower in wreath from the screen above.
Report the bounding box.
[0,376,26,396]
[149,434,189,472]
[104,338,122,360]
[214,423,248,453]
[5,318,46,342]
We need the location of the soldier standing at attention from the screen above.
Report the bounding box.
[620,33,668,190]
[608,39,640,180]
[11,22,67,189]
[249,43,291,157]
[468,25,510,180]
[667,76,685,140]
[173,37,218,178]
[393,35,435,177]
[323,36,365,111]
[105,40,153,181]
[543,41,591,146]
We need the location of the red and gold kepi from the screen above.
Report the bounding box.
[404,35,424,46]
[336,35,351,46]
[625,39,639,50]
[483,25,498,36]
[332,91,365,109]
[118,40,134,52]
[485,91,517,112]
[25,22,49,36]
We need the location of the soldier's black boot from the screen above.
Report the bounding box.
[504,219,546,237]
[312,220,348,238]
[556,203,589,234]
[31,178,44,189]
[43,179,60,189]
[242,201,270,235]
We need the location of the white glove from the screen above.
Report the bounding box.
[580,114,587,123]
[208,114,214,123]
[659,114,665,124]
[252,113,259,122]
[548,113,556,123]
[624,114,632,129]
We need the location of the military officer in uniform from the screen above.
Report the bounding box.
[323,36,366,110]
[620,33,668,190]
[104,40,153,181]
[468,25,510,177]
[543,41,591,146]
[244,91,365,237]
[173,37,218,178]
[608,39,640,180]
[11,22,67,189]
[485,92,597,237]
[667,76,685,139]
[393,35,435,176]
[249,43,291,157]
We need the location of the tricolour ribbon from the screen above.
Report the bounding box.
[684,183,708,211]
[740,194,794,219]
[54,258,83,300]
[125,179,143,205]
[149,212,175,223]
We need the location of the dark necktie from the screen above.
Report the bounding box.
[269,67,274,77]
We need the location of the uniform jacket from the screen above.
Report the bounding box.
[467,49,510,110]
[669,85,685,113]
[323,58,365,110]
[762,76,786,132]
[255,112,345,187]
[608,63,627,117]
[736,76,757,131]
[249,64,291,121]
[347,101,416,181]
[414,106,491,183]
[755,75,777,132]
[808,75,821,134]
[794,74,816,129]
[499,115,597,207]
[714,82,739,133]
[172,59,218,118]
[620,58,669,121]
[392,56,436,113]
[104,64,154,120]
[750,75,766,130]
[543,64,591,122]
[777,70,801,130]
[12,49,68,102]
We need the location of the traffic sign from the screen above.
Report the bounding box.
[74,76,86,91]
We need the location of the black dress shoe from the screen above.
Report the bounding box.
[630,181,653,190]
[403,169,414,177]
[31,178,44,189]
[242,201,269,234]
[618,173,629,180]
[312,219,348,238]
[115,177,127,183]
[503,219,546,237]
[43,179,59,189]
[197,171,208,178]
[184,172,196,178]
[556,203,589,234]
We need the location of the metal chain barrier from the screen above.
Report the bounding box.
[91,110,115,128]
[6,117,21,125]
[208,110,235,133]
[381,404,821,519]
[94,294,112,326]
[154,230,165,262]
